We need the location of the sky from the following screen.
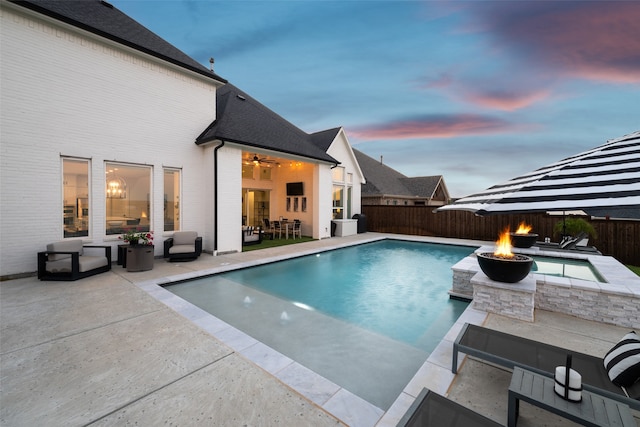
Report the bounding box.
[112,0,640,197]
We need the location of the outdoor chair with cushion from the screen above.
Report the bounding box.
[163,231,202,262]
[398,388,502,427]
[242,226,263,246]
[38,240,111,281]
[452,323,640,410]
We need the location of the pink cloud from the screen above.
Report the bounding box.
[462,89,551,111]
[351,114,522,140]
[472,2,640,84]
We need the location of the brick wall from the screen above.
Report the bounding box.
[1,5,218,276]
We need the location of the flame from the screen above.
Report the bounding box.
[515,222,532,234]
[494,228,514,258]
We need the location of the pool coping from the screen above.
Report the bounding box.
[133,234,489,427]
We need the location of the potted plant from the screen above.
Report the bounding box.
[553,218,597,245]
[120,229,154,246]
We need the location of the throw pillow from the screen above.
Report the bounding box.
[603,331,640,387]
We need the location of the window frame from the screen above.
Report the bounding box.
[163,167,181,232]
[62,157,91,239]
[104,162,152,237]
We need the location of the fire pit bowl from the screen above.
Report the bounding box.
[510,232,539,248]
[477,252,533,283]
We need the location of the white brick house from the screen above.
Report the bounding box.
[0,0,364,278]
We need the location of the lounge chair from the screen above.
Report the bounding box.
[38,240,111,281]
[535,231,602,254]
[452,323,640,410]
[560,231,588,249]
[398,388,502,427]
[241,226,263,246]
[163,231,202,261]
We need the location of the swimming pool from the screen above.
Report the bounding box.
[531,256,604,282]
[165,240,474,410]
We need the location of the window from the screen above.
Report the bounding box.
[260,166,272,180]
[164,168,180,232]
[332,185,344,219]
[332,167,352,219]
[63,158,90,238]
[332,167,344,182]
[242,164,254,179]
[105,162,151,235]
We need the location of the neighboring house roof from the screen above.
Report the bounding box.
[11,0,226,83]
[196,84,339,164]
[400,176,445,200]
[585,207,640,220]
[353,148,446,199]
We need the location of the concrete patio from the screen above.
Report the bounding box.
[1,233,638,426]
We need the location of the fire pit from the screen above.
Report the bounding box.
[477,227,533,283]
[477,252,533,283]
[510,222,538,248]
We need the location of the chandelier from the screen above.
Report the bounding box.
[106,174,127,199]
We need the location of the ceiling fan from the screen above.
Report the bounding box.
[250,154,275,165]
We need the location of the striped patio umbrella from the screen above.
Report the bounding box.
[437,131,640,217]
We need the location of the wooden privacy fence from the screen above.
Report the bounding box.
[361,206,640,266]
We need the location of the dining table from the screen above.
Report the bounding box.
[275,219,297,239]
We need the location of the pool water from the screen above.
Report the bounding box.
[531,256,604,282]
[166,240,474,410]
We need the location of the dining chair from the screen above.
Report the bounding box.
[292,219,302,239]
[272,220,283,239]
[263,218,275,239]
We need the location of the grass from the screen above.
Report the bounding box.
[627,265,640,277]
[242,236,316,251]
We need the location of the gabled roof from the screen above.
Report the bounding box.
[11,0,226,83]
[353,148,445,198]
[309,128,341,152]
[196,84,338,164]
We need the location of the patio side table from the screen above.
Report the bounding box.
[126,245,154,272]
[508,367,635,427]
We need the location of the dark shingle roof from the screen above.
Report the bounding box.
[400,177,443,199]
[11,0,226,83]
[353,149,411,196]
[585,207,640,220]
[196,84,338,164]
[309,128,341,152]
[353,148,443,198]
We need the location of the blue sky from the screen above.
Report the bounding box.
[113,0,639,197]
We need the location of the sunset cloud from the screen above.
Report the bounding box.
[461,88,551,111]
[467,2,640,84]
[351,114,521,140]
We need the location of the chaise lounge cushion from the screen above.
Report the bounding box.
[168,231,198,254]
[604,331,640,387]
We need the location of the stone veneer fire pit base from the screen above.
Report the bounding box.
[449,245,640,328]
[471,273,536,322]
